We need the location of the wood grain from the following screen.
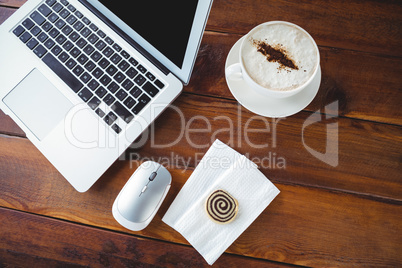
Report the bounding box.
[189,32,402,125]
[0,135,401,267]
[0,208,289,267]
[207,0,402,57]
[0,92,401,200]
[0,6,401,125]
[1,0,401,57]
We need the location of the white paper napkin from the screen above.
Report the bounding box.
[162,139,280,265]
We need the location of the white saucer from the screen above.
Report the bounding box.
[225,37,321,117]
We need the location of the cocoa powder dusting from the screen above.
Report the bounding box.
[252,39,298,70]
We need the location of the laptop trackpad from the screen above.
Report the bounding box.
[3,69,73,140]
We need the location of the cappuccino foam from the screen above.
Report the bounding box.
[242,22,318,91]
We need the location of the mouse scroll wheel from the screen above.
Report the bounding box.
[149,172,157,181]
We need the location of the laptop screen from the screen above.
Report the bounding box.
[98,1,198,69]
[83,0,213,85]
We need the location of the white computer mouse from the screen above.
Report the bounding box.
[112,161,171,231]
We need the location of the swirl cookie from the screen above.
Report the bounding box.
[206,190,238,224]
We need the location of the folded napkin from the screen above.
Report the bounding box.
[162,139,280,265]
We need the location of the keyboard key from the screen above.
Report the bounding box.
[111,124,122,134]
[99,58,110,69]
[73,21,84,31]
[52,3,63,13]
[99,74,112,86]
[33,44,47,58]
[132,94,151,115]
[111,101,134,123]
[143,81,159,97]
[83,44,94,55]
[58,51,69,62]
[88,33,98,44]
[88,96,101,110]
[129,86,142,98]
[118,60,129,71]
[76,37,87,48]
[155,79,165,89]
[106,65,118,76]
[80,27,91,37]
[104,112,117,125]
[145,71,155,81]
[95,86,107,98]
[51,45,62,55]
[13,24,24,37]
[69,47,80,58]
[66,14,77,25]
[80,72,91,83]
[95,107,105,118]
[46,0,56,7]
[44,38,55,49]
[77,54,88,64]
[84,60,96,71]
[55,19,66,29]
[134,74,146,86]
[42,53,83,92]
[30,11,46,25]
[126,67,138,79]
[59,9,70,19]
[30,25,42,36]
[88,79,99,90]
[92,67,103,78]
[107,81,119,93]
[38,4,52,17]
[37,32,48,42]
[122,79,134,91]
[19,32,32,43]
[113,72,125,83]
[102,47,113,57]
[48,28,59,38]
[78,87,93,102]
[137,64,147,73]
[121,50,129,59]
[55,34,67,45]
[115,89,128,101]
[42,21,52,31]
[48,13,59,23]
[103,93,115,106]
[73,65,84,76]
[110,53,122,64]
[26,38,38,49]
[65,58,76,69]
[123,96,136,109]
[22,18,34,30]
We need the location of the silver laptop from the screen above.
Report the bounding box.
[0,0,213,192]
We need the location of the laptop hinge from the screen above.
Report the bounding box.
[78,0,170,76]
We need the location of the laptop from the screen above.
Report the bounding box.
[0,0,213,192]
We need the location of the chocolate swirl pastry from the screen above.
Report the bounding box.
[206,190,238,224]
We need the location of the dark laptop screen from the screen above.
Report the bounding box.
[98,1,199,68]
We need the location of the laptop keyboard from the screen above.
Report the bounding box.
[12,0,165,134]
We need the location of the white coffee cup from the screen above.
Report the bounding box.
[226,21,320,99]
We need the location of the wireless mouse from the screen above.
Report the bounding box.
[112,161,171,231]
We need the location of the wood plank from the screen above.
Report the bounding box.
[1,7,401,125]
[130,93,402,201]
[207,0,402,57]
[188,32,402,125]
[1,0,401,57]
[0,208,287,267]
[0,91,401,200]
[0,4,15,23]
[0,135,401,266]
[0,0,24,8]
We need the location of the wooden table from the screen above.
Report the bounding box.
[1,0,401,267]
